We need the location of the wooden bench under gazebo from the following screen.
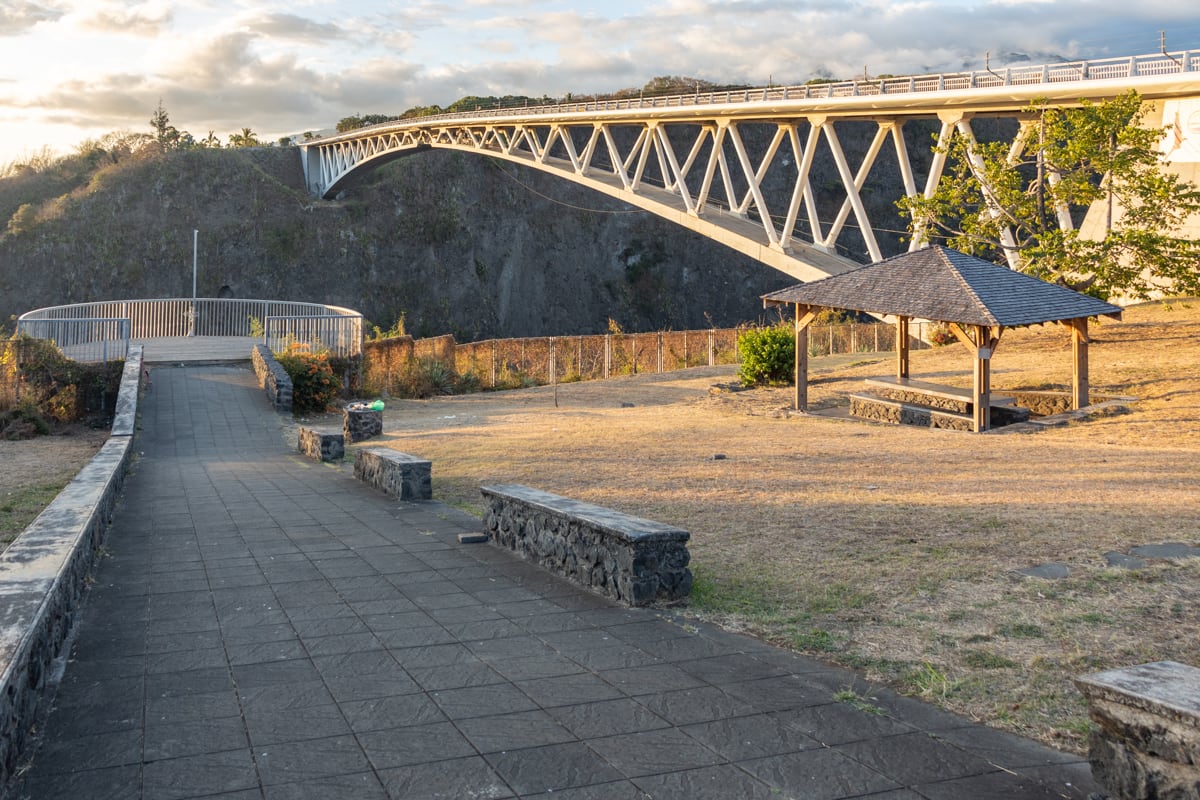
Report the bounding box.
[762,245,1124,432]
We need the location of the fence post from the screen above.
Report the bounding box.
[491,341,497,388]
[709,329,715,366]
[604,334,611,379]
[549,336,556,385]
[658,333,664,373]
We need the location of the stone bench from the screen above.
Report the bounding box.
[1075,660,1200,800]
[480,484,692,607]
[354,447,432,501]
[298,426,344,462]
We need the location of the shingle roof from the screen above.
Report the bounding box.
[762,246,1123,326]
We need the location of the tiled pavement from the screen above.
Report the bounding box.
[5,366,1100,799]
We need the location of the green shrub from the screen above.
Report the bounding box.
[400,357,456,398]
[1,334,123,428]
[737,324,795,387]
[275,347,341,413]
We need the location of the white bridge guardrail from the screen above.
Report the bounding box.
[17,298,364,361]
[332,50,1198,136]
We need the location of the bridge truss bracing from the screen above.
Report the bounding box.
[302,51,1200,283]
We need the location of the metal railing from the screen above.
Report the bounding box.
[12,318,131,364]
[265,314,364,357]
[17,298,364,360]
[321,50,1198,142]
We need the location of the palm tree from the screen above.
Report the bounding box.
[228,128,260,148]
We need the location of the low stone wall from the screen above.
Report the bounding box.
[850,394,973,431]
[0,345,141,785]
[252,344,292,413]
[298,426,344,462]
[1075,661,1200,800]
[354,448,432,501]
[868,387,1030,426]
[480,484,692,607]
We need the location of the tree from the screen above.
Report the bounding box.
[149,100,186,149]
[336,114,399,132]
[899,91,1200,300]
[227,128,260,148]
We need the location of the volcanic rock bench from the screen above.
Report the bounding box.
[297,426,344,462]
[354,447,432,501]
[480,484,692,607]
[1075,660,1200,799]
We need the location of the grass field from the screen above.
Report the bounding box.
[359,300,1200,753]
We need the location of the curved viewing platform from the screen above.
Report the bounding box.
[16,298,364,363]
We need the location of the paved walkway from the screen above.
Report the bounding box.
[7,366,1099,800]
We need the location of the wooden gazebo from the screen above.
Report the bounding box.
[762,246,1124,432]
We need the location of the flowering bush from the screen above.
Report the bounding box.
[927,324,957,347]
[275,346,341,413]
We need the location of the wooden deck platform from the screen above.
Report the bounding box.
[134,336,258,363]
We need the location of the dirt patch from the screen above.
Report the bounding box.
[0,425,109,549]
[338,301,1200,753]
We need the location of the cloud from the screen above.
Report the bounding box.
[76,1,172,36]
[0,0,62,36]
[236,11,347,43]
[4,0,1200,165]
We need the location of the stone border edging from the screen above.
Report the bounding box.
[0,344,142,784]
[251,344,293,413]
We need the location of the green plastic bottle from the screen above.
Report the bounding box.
[369,400,385,411]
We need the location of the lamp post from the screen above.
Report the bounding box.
[188,229,198,336]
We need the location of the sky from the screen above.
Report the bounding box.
[2,0,1199,166]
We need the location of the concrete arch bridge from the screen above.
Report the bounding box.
[302,50,1200,285]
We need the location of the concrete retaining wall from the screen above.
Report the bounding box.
[0,345,142,785]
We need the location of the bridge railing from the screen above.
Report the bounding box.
[18,299,364,360]
[330,50,1196,138]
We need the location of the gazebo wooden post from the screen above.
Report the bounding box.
[792,304,818,412]
[1068,317,1089,409]
[972,324,991,433]
[895,316,910,380]
[949,323,1002,433]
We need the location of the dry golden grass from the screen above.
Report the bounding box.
[0,426,108,549]
[3,302,1193,751]
[359,300,1200,752]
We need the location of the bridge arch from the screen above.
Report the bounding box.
[302,51,1200,284]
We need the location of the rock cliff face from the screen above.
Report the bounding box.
[0,124,934,338]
